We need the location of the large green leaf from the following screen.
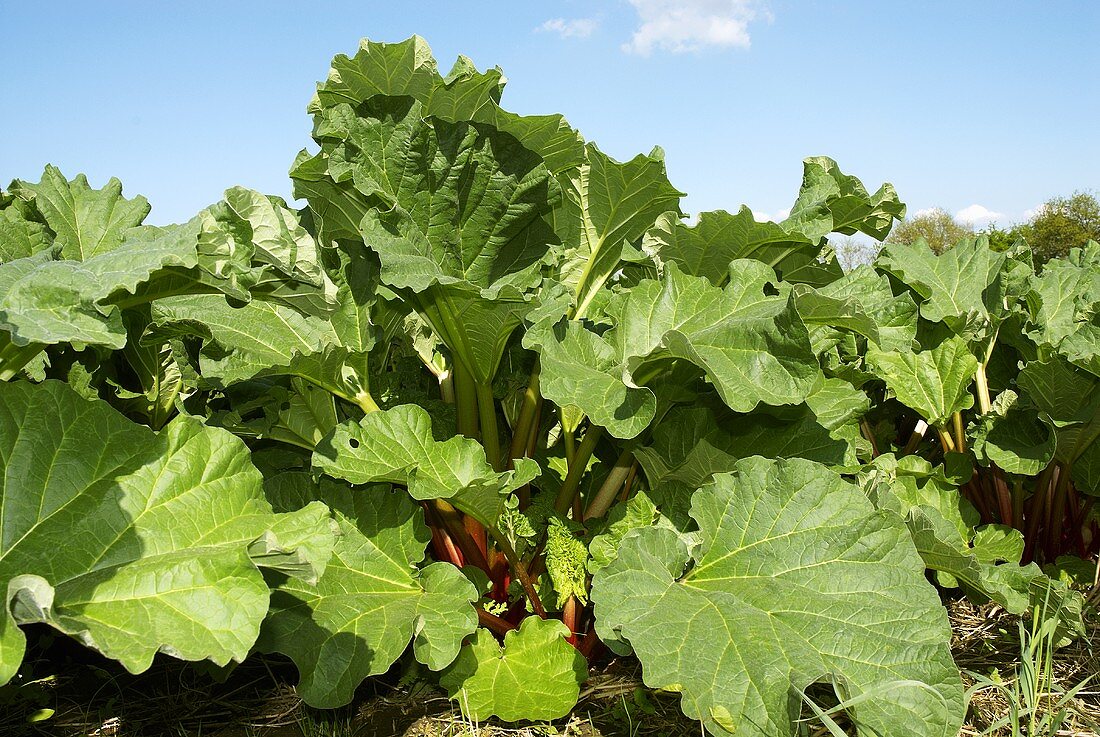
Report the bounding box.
[527,262,820,438]
[553,144,683,316]
[645,158,900,290]
[9,165,150,260]
[258,472,478,708]
[0,225,201,350]
[1025,252,1100,348]
[861,454,1084,633]
[1018,358,1100,466]
[591,458,963,737]
[0,380,332,685]
[644,207,817,286]
[0,182,337,362]
[310,36,583,176]
[634,384,862,493]
[0,203,51,262]
[876,236,1023,341]
[811,265,919,353]
[313,405,539,527]
[525,317,657,439]
[969,391,1057,476]
[784,157,906,243]
[868,336,978,426]
[296,94,559,384]
[1023,246,1100,378]
[439,616,587,722]
[149,295,372,407]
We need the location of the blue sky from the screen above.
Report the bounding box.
[3,1,1098,229]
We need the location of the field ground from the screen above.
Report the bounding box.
[2,599,1098,737]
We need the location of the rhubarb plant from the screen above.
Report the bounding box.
[1,34,1096,737]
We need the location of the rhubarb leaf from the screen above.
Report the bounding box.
[644,207,816,286]
[311,36,583,175]
[10,165,150,260]
[313,405,539,527]
[876,237,1011,340]
[258,472,478,708]
[0,380,332,685]
[553,144,683,315]
[591,457,963,737]
[528,262,819,438]
[440,616,586,722]
[970,391,1057,476]
[868,336,978,426]
[784,157,906,243]
[297,93,559,384]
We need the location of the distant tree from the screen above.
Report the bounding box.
[884,208,974,254]
[1024,191,1100,263]
[831,236,879,272]
[978,222,1028,252]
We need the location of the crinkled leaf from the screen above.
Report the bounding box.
[591,458,963,737]
[297,94,559,384]
[1024,252,1100,354]
[860,454,1082,635]
[792,285,881,348]
[0,223,201,349]
[1073,441,1100,496]
[528,263,819,437]
[149,294,372,406]
[783,157,906,243]
[815,265,919,352]
[645,207,817,286]
[0,381,331,685]
[543,517,589,608]
[0,206,51,262]
[9,165,150,260]
[311,36,583,175]
[876,237,1010,340]
[860,453,977,547]
[969,391,1057,476]
[258,472,478,708]
[526,318,657,439]
[868,336,977,426]
[588,491,662,575]
[635,394,858,494]
[336,98,560,296]
[1017,358,1100,465]
[439,616,586,722]
[313,405,538,527]
[554,144,683,316]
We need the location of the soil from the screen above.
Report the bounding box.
[2,600,1098,737]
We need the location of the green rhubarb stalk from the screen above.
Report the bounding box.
[953,412,966,453]
[508,361,541,462]
[554,425,603,515]
[584,449,634,521]
[0,333,44,382]
[475,382,503,472]
[453,360,480,440]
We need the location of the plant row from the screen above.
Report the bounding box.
[1,36,1097,737]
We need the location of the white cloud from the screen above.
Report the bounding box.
[752,207,788,223]
[911,207,943,219]
[1022,204,1046,221]
[537,18,599,39]
[622,0,770,55]
[954,204,1004,225]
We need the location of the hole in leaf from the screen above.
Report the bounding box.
[348,438,360,449]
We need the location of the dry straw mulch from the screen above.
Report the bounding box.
[4,598,1099,737]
